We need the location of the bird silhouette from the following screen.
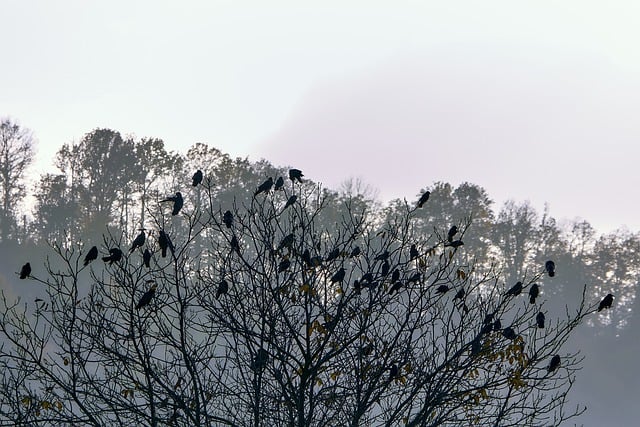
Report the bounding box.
[454,288,465,300]
[230,235,241,254]
[536,312,545,328]
[278,234,295,251]
[545,260,556,277]
[19,262,31,279]
[381,260,390,276]
[136,282,157,310]
[447,226,458,243]
[289,168,304,183]
[529,283,539,304]
[216,279,229,298]
[161,192,184,215]
[223,210,234,228]
[158,230,172,258]
[436,284,449,294]
[389,280,404,294]
[548,354,561,373]
[389,364,399,379]
[493,319,502,331]
[326,248,340,262]
[375,251,389,261]
[330,267,345,284]
[277,259,291,273]
[251,349,269,371]
[391,269,400,284]
[282,195,297,211]
[409,244,419,260]
[129,229,146,254]
[506,281,523,297]
[597,293,614,312]
[254,177,274,196]
[83,246,98,266]
[102,248,123,264]
[274,176,284,191]
[192,170,203,187]
[349,246,361,257]
[407,272,421,283]
[445,240,464,248]
[143,249,151,268]
[417,191,430,208]
[502,327,516,340]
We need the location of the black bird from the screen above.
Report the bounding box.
[326,248,340,262]
[192,169,203,187]
[330,267,345,284]
[361,272,374,284]
[548,354,561,373]
[216,279,229,298]
[230,235,241,254]
[483,313,494,324]
[529,283,539,304]
[536,312,545,329]
[136,282,157,310]
[158,230,172,258]
[445,240,464,248]
[274,176,284,191]
[389,364,399,379]
[545,260,556,277]
[349,246,361,257]
[254,177,274,196]
[102,248,123,264]
[375,251,389,261]
[251,349,269,371]
[161,192,184,216]
[409,244,419,260]
[129,229,146,254]
[83,246,98,266]
[493,319,502,331]
[222,210,234,228]
[302,249,312,266]
[381,260,390,276]
[278,234,295,251]
[389,280,403,294]
[417,190,430,208]
[282,195,297,211]
[436,284,449,294]
[289,168,304,183]
[391,269,400,284]
[143,249,151,268]
[454,288,465,300]
[407,272,421,283]
[19,262,31,279]
[447,225,458,243]
[277,259,291,273]
[597,293,614,312]
[506,281,523,297]
[502,327,517,340]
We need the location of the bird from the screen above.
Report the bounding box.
[597,293,614,312]
[277,259,291,273]
[493,319,502,331]
[222,210,234,228]
[129,229,146,254]
[252,349,269,371]
[326,248,340,262]
[158,230,172,258]
[282,195,297,211]
[545,260,556,277]
[278,234,295,251]
[381,260,390,276]
[454,288,465,300]
[375,251,389,261]
[274,176,284,191]
[289,168,304,183]
[160,192,184,216]
[417,191,430,208]
[330,267,345,284]
[216,279,229,298]
[19,262,31,279]
[548,354,561,373]
[230,235,241,254]
[502,327,517,340]
[536,312,545,329]
[349,246,361,257]
[102,248,123,264]
[529,283,539,304]
[192,169,203,187]
[389,280,403,294]
[436,284,449,294]
[143,249,151,268]
[254,177,274,196]
[409,244,419,260]
[83,246,98,266]
[136,282,157,310]
[407,272,421,283]
[445,240,464,248]
[389,364,399,379]
[506,281,523,297]
[391,269,400,284]
[447,226,458,243]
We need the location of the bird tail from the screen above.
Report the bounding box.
[530,296,536,304]
[101,256,111,262]
[84,259,90,266]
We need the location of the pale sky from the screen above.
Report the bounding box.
[2,0,640,232]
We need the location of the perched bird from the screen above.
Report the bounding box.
[278,234,295,251]
[389,364,399,379]
[192,169,203,187]
[19,262,31,279]
[454,288,465,300]
[548,354,561,373]
[129,229,146,254]
[83,246,98,266]
[445,240,464,248]
[597,293,614,312]
[493,319,502,331]
[143,249,151,268]
[102,248,123,264]
[407,272,421,283]
[391,269,400,284]
[160,192,184,216]
[389,280,403,294]
[436,284,449,294]
[506,281,523,297]
[302,249,312,266]
[230,235,241,254]
[251,349,269,371]
[223,210,234,229]
[282,195,297,211]
[349,246,361,257]
[216,279,229,298]
[536,312,545,329]
[545,260,556,277]
[381,260,390,276]
[254,177,274,196]
[417,191,430,208]
[375,251,389,261]
[502,327,517,340]
[447,226,458,243]
[330,267,345,284]
[289,168,304,183]
[277,259,291,273]
[158,230,172,258]
[409,244,419,260]
[326,248,340,262]
[274,176,284,191]
[136,282,157,310]
[529,283,539,304]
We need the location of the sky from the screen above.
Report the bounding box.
[2,0,640,233]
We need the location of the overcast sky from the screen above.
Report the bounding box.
[2,0,639,233]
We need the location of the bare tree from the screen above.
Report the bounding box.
[0,175,606,426]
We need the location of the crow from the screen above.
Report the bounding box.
[143,249,151,268]
[160,192,184,216]
[381,260,390,276]
[83,246,98,266]
[597,293,614,312]
[417,191,430,208]
[389,280,403,294]
[289,168,304,183]
[254,177,274,196]
[502,327,516,340]
[330,267,345,284]
[251,349,269,371]
[529,283,539,304]
[282,195,297,211]
[230,235,241,254]
[192,169,203,187]
[493,319,502,331]
[445,240,464,248]
[326,248,340,262]
[447,225,458,243]
[409,244,419,260]
[277,259,291,273]
[216,279,229,298]
[102,248,123,264]
[274,176,284,191]
[454,288,465,300]
[278,234,295,251]
[223,210,234,228]
[349,246,361,257]
[545,260,556,277]
[506,281,523,297]
[407,272,421,283]
[375,251,389,261]
[389,364,399,379]
[436,284,449,294]
[548,354,560,373]
[129,229,146,254]
[136,282,157,310]
[536,312,545,328]
[19,262,31,279]
[391,269,400,284]
[158,230,172,258]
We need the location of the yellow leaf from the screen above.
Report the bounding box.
[316,378,323,387]
[20,396,31,406]
[63,357,69,366]
[55,401,62,411]
[41,401,52,410]
[403,416,409,424]
[330,371,341,381]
